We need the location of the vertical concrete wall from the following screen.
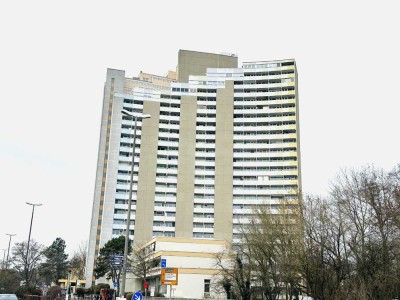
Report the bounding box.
[134,101,160,244]
[177,50,238,82]
[214,81,234,240]
[175,96,197,237]
[86,69,125,285]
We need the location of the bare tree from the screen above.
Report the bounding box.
[69,241,87,280]
[214,164,400,300]
[302,195,352,300]
[247,201,304,300]
[128,243,160,288]
[301,165,400,300]
[331,166,400,300]
[11,240,43,287]
[214,242,253,300]
[214,200,304,300]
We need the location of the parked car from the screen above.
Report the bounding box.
[0,295,18,300]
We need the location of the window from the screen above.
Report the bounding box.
[204,279,211,293]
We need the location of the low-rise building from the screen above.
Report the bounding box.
[127,237,228,299]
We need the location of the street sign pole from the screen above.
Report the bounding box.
[109,254,124,299]
[113,282,117,300]
[143,282,149,300]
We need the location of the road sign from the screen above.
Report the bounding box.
[132,291,142,300]
[113,282,117,288]
[143,282,149,289]
[161,268,178,285]
[110,260,123,268]
[110,254,124,261]
[161,259,167,268]
[110,254,124,268]
[110,257,123,261]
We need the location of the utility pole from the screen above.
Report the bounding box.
[25,202,42,286]
[5,233,16,269]
[2,249,6,268]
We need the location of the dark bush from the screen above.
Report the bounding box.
[46,286,62,300]
[16,286,42,299]
[125,292,133,300]
[93,283,110,294]
[154,292,164,297]
[85,287,94,295]
[0,269,19,294]
[75,287,86,299]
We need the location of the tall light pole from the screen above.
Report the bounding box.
[25,202,42,282]
[2,249,6,269]
[5,233,16,269]
[120,110,151,297]
[66,269,71,300]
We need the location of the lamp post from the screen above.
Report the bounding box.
[2,249,6,269]
[25,202,42,284]
[66,269,71,300]
[5,233,16,269]
[120,110,151,298]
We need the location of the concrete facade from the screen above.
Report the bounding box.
[214,81,234,240]
[177,50,238,82]
[175,96,197,238]
[86,50,301,286]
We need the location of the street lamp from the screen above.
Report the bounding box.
[26,202,42,272]
[120,110,151,297]
[66,269,71,300]
[2,249,6,269]
[5,233,16,269]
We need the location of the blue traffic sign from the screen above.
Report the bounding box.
[113,282,117,288]
[132,291,143,300]
[110,254,124,268]
[161,259,166,268]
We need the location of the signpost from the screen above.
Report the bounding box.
[161,268,178,285]
[109,254,124,298]
[143,282,148,300]
[161,259,167,268]
[161,268,178,300]
[113,282,117,300]
[132,291,142,300]
[110,254,124,267]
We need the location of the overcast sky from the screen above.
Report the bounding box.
[1,1,399,256]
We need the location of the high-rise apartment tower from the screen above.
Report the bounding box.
[86,50,301,285]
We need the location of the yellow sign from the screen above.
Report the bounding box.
[161,268,178,285]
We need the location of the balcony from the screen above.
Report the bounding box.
[159,123,180,130]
